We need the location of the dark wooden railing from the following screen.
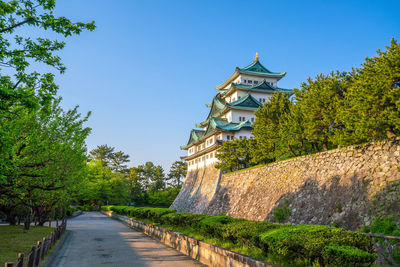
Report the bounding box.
[5,219,67,267]
[361,232,400,267]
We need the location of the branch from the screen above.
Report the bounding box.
[0,18,35,33]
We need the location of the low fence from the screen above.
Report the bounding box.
[5,219,67,267]
[361,232,400,267]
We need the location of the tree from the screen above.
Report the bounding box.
[216,138,255,172]
[339,38,400,145]
[295,71,350,151]
[0,1,95,227]
[111,151,130,173]
[167,161,187,187]
[1,98,91,228]
[0,0,95,117]
[252,92,292,163]
[89,145,115,167]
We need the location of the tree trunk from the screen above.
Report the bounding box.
[24,212,31,230]
[288,145,298,157]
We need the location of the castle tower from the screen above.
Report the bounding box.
[181,55,292,171]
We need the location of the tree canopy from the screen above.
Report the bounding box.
[216,39,400,172]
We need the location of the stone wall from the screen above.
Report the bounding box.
[172,139,400,230]
[170,165,221,213]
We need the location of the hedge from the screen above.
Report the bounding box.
[102,206,377,266]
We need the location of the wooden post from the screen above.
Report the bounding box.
[16,253,23,267]
[27,246,35,267]
[34,217,37,226]
[41,238,46,260]
[48,218,51,227]
[56,219,58,227]
[34,241,41,266]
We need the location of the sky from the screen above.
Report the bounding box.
[42,0,399,171]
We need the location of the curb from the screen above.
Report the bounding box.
[42,230,71,267]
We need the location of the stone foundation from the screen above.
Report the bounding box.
[172,139,400,230]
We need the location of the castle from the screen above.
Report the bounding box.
[181,54,291,170]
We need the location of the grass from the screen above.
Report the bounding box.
[0,225,54,265]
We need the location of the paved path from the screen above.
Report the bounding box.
[51,212,204,267]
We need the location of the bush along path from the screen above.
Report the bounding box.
[102,206,378,267]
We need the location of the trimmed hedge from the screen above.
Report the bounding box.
[102,206,377,266]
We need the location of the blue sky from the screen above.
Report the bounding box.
[48,0,399,171]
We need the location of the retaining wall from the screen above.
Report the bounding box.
[172,139,400,230]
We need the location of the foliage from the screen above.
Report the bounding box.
[0,0,95,229]
[105,205,377,266]
[0,98,91,227]
[362,216,400,264]
[0,0,95,118]
[273,205,291,223]
[167,161,187,187]
[216,138,257,172]
[362,216,400,238]
[252,92,293,162]
[75,155,182,208]
[259,225,375,266]
[322,243,378,267]
[89,145,130,172]
[216,39,400,173]
[339,39,400,144]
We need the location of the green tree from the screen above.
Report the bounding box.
[339,39,400,145]
[1,98,90,228]
[216,138,255,172]
[89,145,115,167]
[167,161,187,187]
[294,71,350,151]
[0,0,95,115]
[252,92,292,163]
[111,151,130,173]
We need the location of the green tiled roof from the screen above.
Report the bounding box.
[239,59,286,76]
[182,117,253,149]
[182,129,205,148]
[230,79,293,93]
[198,93,261,127]
[203,117,252,138]
[216,58,287,89]
[227,93,262,110]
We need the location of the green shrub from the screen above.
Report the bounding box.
[273,205,291,223]
[221,220,280,247]
[105,206,378,266]
[197,216,239,238]
[259,225,374,266]
[322,243,377,267]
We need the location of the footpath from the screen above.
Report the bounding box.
[50,212,203,267]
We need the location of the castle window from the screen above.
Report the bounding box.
[243,79,247,83]
[254,81,258,84]
[251,117,254,122]
[248,80,252,84]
